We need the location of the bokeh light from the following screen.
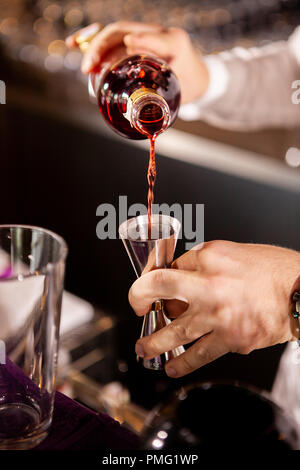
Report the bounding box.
[48,39,67,55]
[0,17,18,35]
[43,3,63,22]
[285,147,300,168]
[44,53,64,72]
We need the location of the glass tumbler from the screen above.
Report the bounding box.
[0,225,67,449]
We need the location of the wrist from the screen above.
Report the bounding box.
[269,247,300,343]
[178,54,229,120]
[195,54,210,99]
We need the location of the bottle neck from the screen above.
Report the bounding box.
[124,88,171,137]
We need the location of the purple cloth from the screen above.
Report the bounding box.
[36,391,140,450]
[1,359,139,450]
[0,358,52,424]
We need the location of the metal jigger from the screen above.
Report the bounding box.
[119,214,185,371]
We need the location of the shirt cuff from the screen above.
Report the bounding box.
[178,55,230,121]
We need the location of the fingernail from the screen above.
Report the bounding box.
[166,367,177,377]
[82,55,97,73]
[65,36,72,46]
[81,60,92,73]
[135,344,144,358]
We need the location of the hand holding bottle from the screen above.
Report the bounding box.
[66,21,209,104]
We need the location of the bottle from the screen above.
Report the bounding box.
[141,382,300,450]
[76,28,181,140]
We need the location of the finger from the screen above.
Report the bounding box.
[82,22,163,73]
[65,35,77,48]
[165,332,228,378]
[164,299,188,318]
[128,268,206,316]
[65,23,101,49]
[135,312,212,360]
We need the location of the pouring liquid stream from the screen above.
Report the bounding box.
[147,136,157,239]
[137,103,165,239]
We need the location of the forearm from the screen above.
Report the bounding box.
[179,28,300,130]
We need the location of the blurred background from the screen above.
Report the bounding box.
[1,0,300,430]
[1,0,300,155]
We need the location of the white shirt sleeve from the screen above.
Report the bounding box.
[178,26,300,130]
[271,342,300,440]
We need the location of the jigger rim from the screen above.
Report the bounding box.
[0,224,68,281]
[118,214,181,242]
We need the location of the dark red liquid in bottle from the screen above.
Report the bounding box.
[97,54,180,140]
